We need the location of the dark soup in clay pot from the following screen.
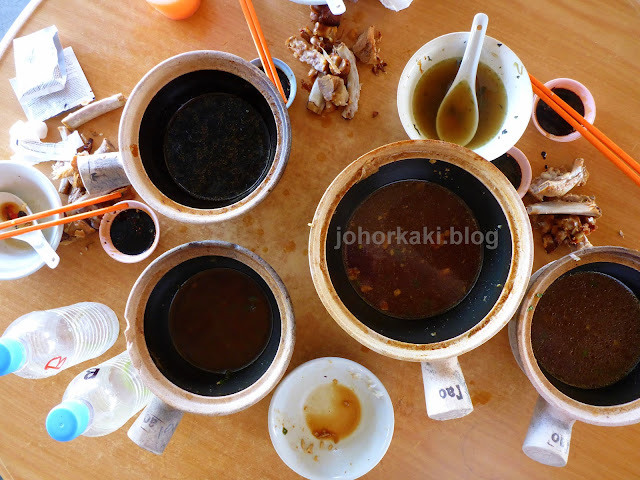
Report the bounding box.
[342,180,483,319]
[168,268,272,373]
[532,271,640,389]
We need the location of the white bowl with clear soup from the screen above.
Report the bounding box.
[268,357,394,480]
[398,32,533,160]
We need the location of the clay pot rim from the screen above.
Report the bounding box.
[124,240,295,415]
[516,246,640,426]
[119,50,291,224]
[308,139,534,362]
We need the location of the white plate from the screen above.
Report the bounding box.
[268,357,394,480]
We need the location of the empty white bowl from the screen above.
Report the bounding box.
[268,357,394,480]
[0,161,63,280]
[398,32,533,160]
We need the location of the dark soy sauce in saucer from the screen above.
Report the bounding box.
[492,153,522,189]
[257,66,291,99]
[110,209,156,255]
[163,93,271,202]
[168,268,272,373]
[536,87,584,136]
[532,271,640,389]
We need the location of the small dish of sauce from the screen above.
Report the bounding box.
[531,77,596,142]
[491,146,531,198]
[99,200,160,263]
[491,153,522,190]
[250,58,297,109]
[535,88,584,136]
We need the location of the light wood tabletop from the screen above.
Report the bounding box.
[1,0,640,478]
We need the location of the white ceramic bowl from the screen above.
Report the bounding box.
[398,32,533,160]
[268,357,394,480]
[0,162,63,280]
[99,200,160,263]
[531,77,596,142]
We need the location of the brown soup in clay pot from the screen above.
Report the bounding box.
[342,180,483,319]
[532,271,640,389]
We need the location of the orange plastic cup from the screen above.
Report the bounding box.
[146,0,202,20]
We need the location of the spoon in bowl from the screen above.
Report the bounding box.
[0,192,60,269]
[435,13,489,147]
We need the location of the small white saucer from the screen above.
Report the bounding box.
[268,357,394,480]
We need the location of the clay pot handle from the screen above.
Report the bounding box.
[523,396,576,467]
[421,357,474,420]
[127,396,184,455]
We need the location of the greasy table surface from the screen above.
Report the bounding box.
[1,0,640,478]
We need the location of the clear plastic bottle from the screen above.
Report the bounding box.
[0,302,119,378]
[46,351,153,441]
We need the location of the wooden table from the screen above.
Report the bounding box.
[1,0,639,478]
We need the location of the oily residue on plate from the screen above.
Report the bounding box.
[304,379,361,444]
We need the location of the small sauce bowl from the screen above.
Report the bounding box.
[531,78,596,142]
[99,200,160,263]
[250,58,297,109]
[491,146,532,198]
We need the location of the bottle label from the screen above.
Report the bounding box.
[44,356,67,370]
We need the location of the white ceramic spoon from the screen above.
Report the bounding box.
[0,192,60,269]
[435,13,489,146]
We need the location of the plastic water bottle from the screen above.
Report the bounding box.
[46,351,153,441]
[0,302,119,378]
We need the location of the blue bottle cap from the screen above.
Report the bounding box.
[46,400,91,442]
[0,338,26,376]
